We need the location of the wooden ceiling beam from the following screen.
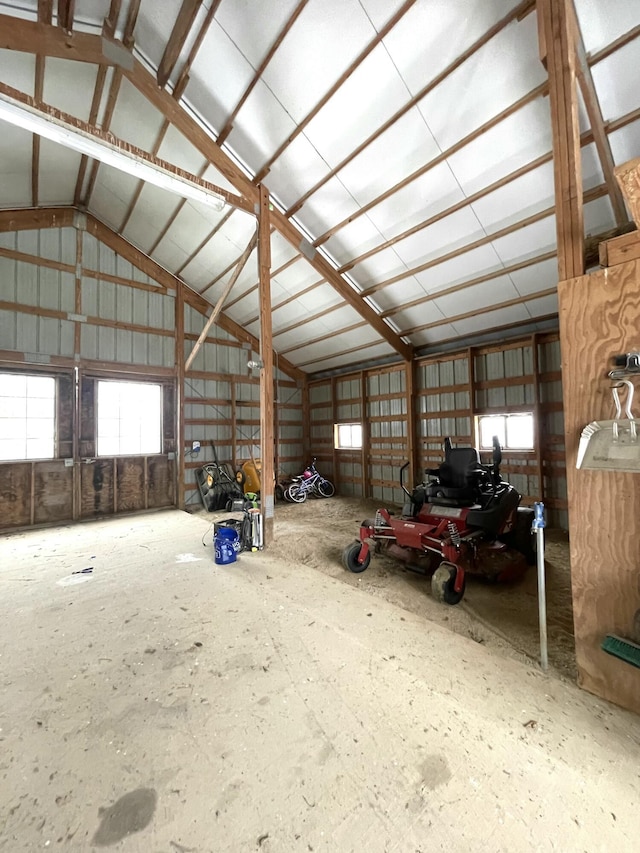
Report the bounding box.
[0,15,413,361]
[314,81,549,248]
[587,23,640,65]
[158,0,204,89]
[537,0,584,280]
[216,0,308,147]
[361,183,607,298]
[285,0,535,218]
[297,339,390,369]
[0,206,75,232]
[222,251,301,311]
[569,0,627,226]
[252,0,417,184]
[279,320,367,356]
[242,276,325,327]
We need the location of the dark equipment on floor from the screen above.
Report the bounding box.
[342,436,535,605]
[196,442,246,511]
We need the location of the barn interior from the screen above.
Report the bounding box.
[1,1,640,850]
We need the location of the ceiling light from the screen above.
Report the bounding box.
[247,358,264,370]
[0,92,226,211]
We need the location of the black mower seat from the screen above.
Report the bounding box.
[425,446,481,507]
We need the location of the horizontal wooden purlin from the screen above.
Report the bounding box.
[380,251,558,319]
[285,0,535,218]
[175,208,235,277]
[367,414,407,423]
[223,251,302,311]
[273,301,345,339]
[297,339,391,369]
[403,287,557,337]
[315,81,549,248]
[587,23,640,65]
[184,397,233,406]
[242,276,327,327]
[0,206,75,232]
[418,383,468,396]
[279,320,367,356]
[0,245,76,274]
[0,16,412,361]
[0,82,253,215]
[417,314,559,356]
[81,267,168,294]
[474,374,535,390]
[418,408,471,420]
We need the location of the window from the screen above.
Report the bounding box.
[334,423,362,449]
[97,380,162,457]
[0,373,56,460]
[477,413,534,451]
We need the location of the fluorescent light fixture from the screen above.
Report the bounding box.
[0,92,226,211]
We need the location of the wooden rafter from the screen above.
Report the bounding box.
[0,15,424,359]
[314,81,549,248]
[176,208,234,276]
[216,0,309,147]
[185,230,258,372]
[158,0,204,89]
[279,320,367,356]
[285,0,535,217]
[569,0,627,226]
[0,83,252,213]
[253,0,417,184]
[537,0,584,280]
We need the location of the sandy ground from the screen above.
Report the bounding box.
[1,508,638,853]
[262,496,576,681]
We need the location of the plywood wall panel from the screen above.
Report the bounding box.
[33,461,73,524]
[116,458,146,513]
[147,456,174,508]
[0,463,31,528]
[80,460,114,518]
[558,260,640,714]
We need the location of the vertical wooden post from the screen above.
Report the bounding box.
[175,282,185,510]
[230,377,237,468]
[331,375,338,489]
[405,360,419,487]
[360,371,369,497]
[537,0,584,280]
[467,347,476,443]
[531,333,545,501]
[301,379,311,465]
[257,184,275,545]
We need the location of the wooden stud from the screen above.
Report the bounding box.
[74,221,83,357]
[537,0,584,280]
[531,333,545,501]
[157,0,204,88]
[57,0,75,31]
[257,185,275,544]
[185,231,257,372]
[405,360,419,490]
[175,282,185,510]
[360,371,368,496]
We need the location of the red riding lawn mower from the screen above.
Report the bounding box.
[342,437,536,605]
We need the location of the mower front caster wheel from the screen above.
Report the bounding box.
[342,542,371,574]
[431,563,465,605]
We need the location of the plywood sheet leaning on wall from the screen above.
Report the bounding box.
[615,157,640,227]
[558,259,640,714]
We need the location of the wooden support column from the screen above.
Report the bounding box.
[405,360,419,488]
[331,375,338,489]
[175,282,185,510]
[537,0,584,280]
[302,379,311,464]
[531,333,545,501]
[257,185,274,545]
[360,371,369,497]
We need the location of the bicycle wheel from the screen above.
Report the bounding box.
[285,483,307,503]
[316,478,335,498]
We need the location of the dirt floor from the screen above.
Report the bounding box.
[2,508,639,852]
[251,496,576,681]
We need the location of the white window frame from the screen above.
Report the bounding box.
[476,412,535,452]
[0,372,56,461]
[334,422,363,450]
[96,379,163,457]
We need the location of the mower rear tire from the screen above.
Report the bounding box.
[431,563,465,605]
[342,542,371,573]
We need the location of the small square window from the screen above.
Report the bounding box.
[334,423,362,449]
[0,373,55,460]
[477,413,534,451]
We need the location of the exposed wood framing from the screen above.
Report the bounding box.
[176,283,186,510]
[285,0,534,217]
[0,15,418,361]
[57,0,75,32]
[185,230,258,372]
[258,185,275,545]
[405,360,418,488]
[157,0,204,88]
[537,0,584,280]
[530,333,544,502]
[0,206,74,231]
[217,0,309,146]
[568,0,627,226]
[253,0,418,183]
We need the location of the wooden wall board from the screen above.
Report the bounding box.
[599,230,640,269]
[80,459,114,518]
[147,456,175,508]
[33,461,74,524]
[558,259,640,714]
[116,457,146,513]
[0,463,31,528]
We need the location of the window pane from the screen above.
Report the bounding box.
[97,381,162,457]
[479,416,506,449]
[338,425,351,448]
[0,374,55,461]
[351,424,362,448]
[506,414,534,449]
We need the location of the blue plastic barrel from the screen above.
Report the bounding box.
[214,526,239,565]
